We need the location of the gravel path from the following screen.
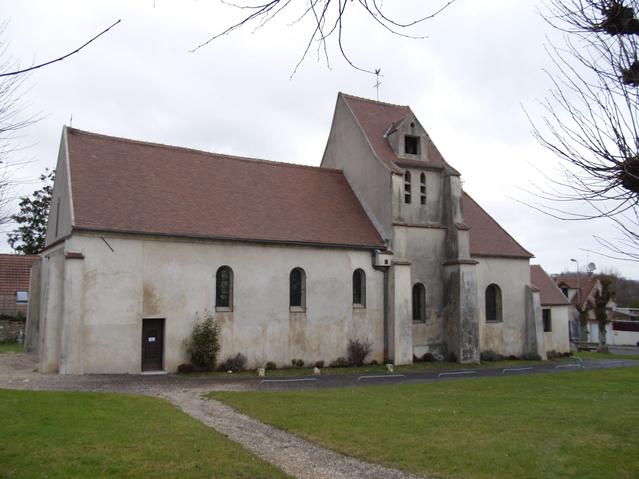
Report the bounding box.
[0,352,425,479]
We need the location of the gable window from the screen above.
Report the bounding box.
[353,269,366,307]
[485,284,502,322]
[290,267,306,310]
[405,135,419,155]
[215,266,233,310]
[560,286,569,298]
[543,309,552,332]
[16,291,28,304]
[412,283,426,322]
[420,173,426,205]
[404,171,412,204]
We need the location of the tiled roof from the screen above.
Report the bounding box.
[0,254,38,295]
[66,128,385,249]
[554,274,598,307]
[531,265,570,306]
[341,93,459,175]
[462,193,533,259]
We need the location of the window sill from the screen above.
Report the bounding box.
[215,306,233,313]
[485,320,503,324]
[412,320,426,324]
[289,306,306,313]
[353,304,366,310]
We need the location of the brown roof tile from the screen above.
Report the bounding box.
[462,193,533,258]
[531,265,570,306]
[0,254,38,295]
[66,128,385,249]
[554,274,598,306]
[341,93,459,175]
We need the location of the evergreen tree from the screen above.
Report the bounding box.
[7,169,54,254]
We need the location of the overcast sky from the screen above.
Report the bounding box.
[1,0,637,279]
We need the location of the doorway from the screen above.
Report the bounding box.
[142,318,164,371]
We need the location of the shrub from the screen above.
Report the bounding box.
[547,350,560,360]
[218,353,247,372]
[561,351,573,358]
[480,350,504,362]
[507,354,520,361]
[330,357,350,368]
[314,360,325,369]
[187,311,220,371]
[291,358,304,368]
[265,361,277,370]
[445,350,457,363]
[369,360,378,365]
[177,363,195,374]
[347,338,372,367]
[422,352,436,362]
[522,352,542,361]
[413,354,422,363]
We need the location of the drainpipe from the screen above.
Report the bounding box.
[373,250,391,363]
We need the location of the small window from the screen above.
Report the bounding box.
[353,269,366,307]
[485,284,502,322]
[290,267,306,310]
[16,291,28,304]
[405,135,419,155]
[561,286,569,298]
[412,283,426,322]
[420,173,426,205]
[404,171,412,204]
[543,309,552,332]
[215,266,233,310]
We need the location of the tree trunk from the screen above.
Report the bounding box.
[598,320,609,353]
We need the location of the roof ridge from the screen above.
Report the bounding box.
[66,127,343,174]
[339,92,410,110]
[464,192,534,258]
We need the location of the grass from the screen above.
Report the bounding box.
[0,342,23,354]
[575,350,639,361]
[0,389,289,479]
[210,368,639,479]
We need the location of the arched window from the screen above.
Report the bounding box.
[290,267,306,309]
[485,284,502,322]
[420,173,426,205]
[215,266,233,310]
[412,283,426,322]
[353,269,366,307]
[404,171,412,204]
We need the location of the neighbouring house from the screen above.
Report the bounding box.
[0,254,39,343]
[554,273,600,343]
[31,93,555,374]
[609,308,639,346]
[530,265,571,354]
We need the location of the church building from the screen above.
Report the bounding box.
[31,93,554,374]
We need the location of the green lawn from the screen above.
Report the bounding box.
[0,342,23,354]
[211,368,639,479]
[575,350,639,361]
[0,389,289,479]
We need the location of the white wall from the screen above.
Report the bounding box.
[475,256,531,356]
[42,233,384,373]
[543,305,571,353]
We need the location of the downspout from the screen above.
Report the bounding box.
[373,252,391,363]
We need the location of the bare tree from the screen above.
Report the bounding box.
[532,1,639,261]
[191,0,456,76]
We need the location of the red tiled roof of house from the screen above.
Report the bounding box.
[554,274,598,306]
[462,193,533,258]
[66,128,385,249]
[341,93,459,175]
[0,254,38,296]
[531,265,570,306]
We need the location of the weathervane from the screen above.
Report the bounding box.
[373,69,383,101]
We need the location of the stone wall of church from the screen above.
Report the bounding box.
[475,256,532,356]
[39,232,385,374]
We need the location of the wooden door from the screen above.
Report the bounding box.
[142,318,164,371]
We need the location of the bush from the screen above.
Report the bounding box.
[507,354,520,361]
[422,352,436,362]
[369,360,378,365]
[314,360,325,369]
[445,351,457,363]
[547,350,560,360]
[187,311,220,371]
[265,361,277,370]
[347,338,372,367]
[522,352,542,361]
[291,358,304,368]
[480,350,504,362]
[177,363,195,374]
[218,353,247,372]
[561,351,573,358]
[330,357,350,368]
